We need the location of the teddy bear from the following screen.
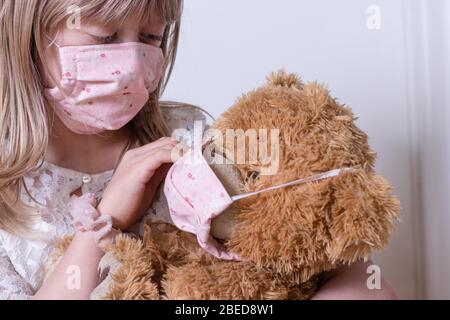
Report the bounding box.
[49,70,400,300]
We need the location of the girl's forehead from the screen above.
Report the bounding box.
[80,14,166,30]
[72,0,182,24]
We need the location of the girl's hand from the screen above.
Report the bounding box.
[97,137,186,231]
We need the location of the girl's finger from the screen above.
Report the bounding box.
[134,148,176,180]
[132,137,179,156]
[136,141,190,163]
[171,143,190,162]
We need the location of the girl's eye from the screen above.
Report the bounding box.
[140,33,163,45]
[94,33,118,44]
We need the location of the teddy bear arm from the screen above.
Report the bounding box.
[162,261,316,300]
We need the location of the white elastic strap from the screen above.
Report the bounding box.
[231,167,355,201]
[45,32,60,49]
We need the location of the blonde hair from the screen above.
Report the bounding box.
[0,0,183,235]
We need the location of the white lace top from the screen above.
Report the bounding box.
[0,106,210,300]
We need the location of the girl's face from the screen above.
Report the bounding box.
[43,15,166,89]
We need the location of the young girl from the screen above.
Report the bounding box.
[0,0,396,300]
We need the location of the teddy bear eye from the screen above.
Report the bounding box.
[245,171,260,182]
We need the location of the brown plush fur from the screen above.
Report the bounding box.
[99,228,161,300]
[102,221,317,300]
[50,70,400,299]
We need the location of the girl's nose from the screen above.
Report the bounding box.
[117,20,141,43]
[118,30,140,43]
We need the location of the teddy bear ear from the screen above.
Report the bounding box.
[266,69,304,89]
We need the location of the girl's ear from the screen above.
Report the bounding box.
[326,170,400,264]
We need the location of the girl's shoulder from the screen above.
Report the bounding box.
[160,102,214,134]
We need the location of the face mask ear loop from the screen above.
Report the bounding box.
[45,31,61,49]
[201,137,215,152]
[231,167,356,202]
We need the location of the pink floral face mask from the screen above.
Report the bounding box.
[164,146,355,261]
[45,34,164,135]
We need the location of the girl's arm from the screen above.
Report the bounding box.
[35,139,180,300]
[33,232,104,300]
[311,261,397,300]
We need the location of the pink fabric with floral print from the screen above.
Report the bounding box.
[45,41,164,135]
[164,148,241,261]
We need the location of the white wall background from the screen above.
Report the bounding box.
[163,0,450,299]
